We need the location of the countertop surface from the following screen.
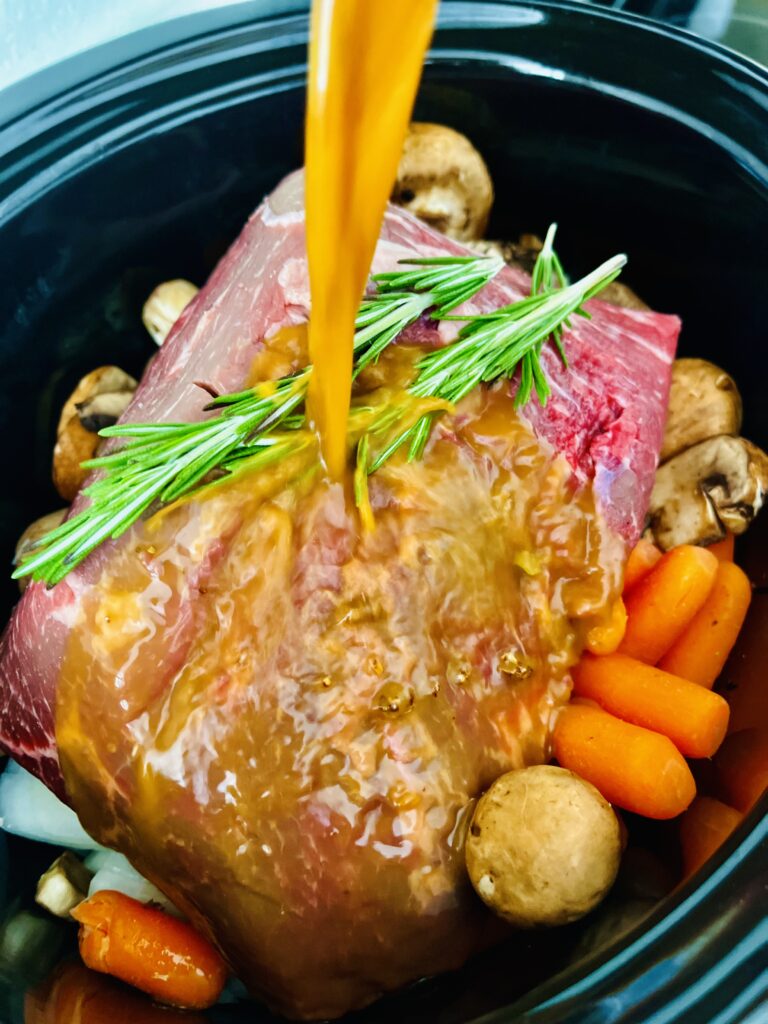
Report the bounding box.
[0,0,765,94]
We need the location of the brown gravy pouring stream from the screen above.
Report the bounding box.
[305,0,439,477]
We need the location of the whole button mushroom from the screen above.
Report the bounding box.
[465,765,621,927]
[142,279,199,347]
[661,359,742,464]
[649,435,768,549]
[392,123,494,241]
[53,366,137,502]
[646,356,768,550]
[14,509,68,592]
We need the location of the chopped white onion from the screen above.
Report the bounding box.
[0,760,100,850]
[84,849,179,915]
[0,763,181,917]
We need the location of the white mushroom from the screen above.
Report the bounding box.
[14,509,68,592]
[661,358,742,463]
[53,366,137,501]
[142,278,199,346]
[35,852,92,919]
[465,765,621,927]
[649,435,768,549]
[469,235,648,309]
[392,123,494,241]
[468,234,542,274]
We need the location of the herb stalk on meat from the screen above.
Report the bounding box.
[366,239,626,469]
[14,234,625,586]
[14,255,501,585]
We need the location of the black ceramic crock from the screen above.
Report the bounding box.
[0,2,766,1022]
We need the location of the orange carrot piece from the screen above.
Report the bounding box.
[553,703,696,819]
[658,562,752,688]
[707,533,735,562]
[71,890,227,1010]
[572,653,730,759]
[679,796,742,877]
[25,961,209,1024]
[623,539,662,593]
[715,728,768,812]
[585,598,627,656]
[619,545,718,664]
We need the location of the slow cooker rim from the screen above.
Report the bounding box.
[0,3,765,1021]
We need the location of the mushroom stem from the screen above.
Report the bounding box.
[649,435,768,550]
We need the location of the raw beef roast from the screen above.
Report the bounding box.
[0,172,679,1018]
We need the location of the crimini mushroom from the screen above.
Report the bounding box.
[14,509,68,591]
[142,279,199,346]
[649,435,768,550]
[469,235,649,310]
[53,366,137,502]
[469,234,542,274]
[599,281,650,312]
[661,358,742,463]
[35,852,92,919]
[465,765,621,927]
[392,123,494,241]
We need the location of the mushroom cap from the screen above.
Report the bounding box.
[14,509,68,591]
[468,235,543,275]
[465,765,621,928]
[56,365,137,437]
[142,279,199,347]
[53,366,137,502]
[661,358,742,463]
[599,280,650,312]
[392,123,494,241]
[649,434,768,550]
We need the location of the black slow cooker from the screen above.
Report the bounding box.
[0,2,766,1021]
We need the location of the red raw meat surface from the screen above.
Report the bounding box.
[0,172,678,1017]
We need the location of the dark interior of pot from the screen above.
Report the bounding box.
[0,3,766,1022]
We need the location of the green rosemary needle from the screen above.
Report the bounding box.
[15,372,310,585]
[521,222,569,392]
[367,245,626,469]
[14,254,501,585]
[353,253,503,373]
[530,222,567,297]
[14,238,626,586]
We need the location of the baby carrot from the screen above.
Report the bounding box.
[707,533,735,562]
[25,961,208,1024]
[679,796,742,877]
[553,703,696,819]
[623,539,662,593]
[619,545,718,664]
[658,562,752,688]
[572,653,729,759]
[585,598,627,656]
[71,890,227,1010]
[715,728,768,812]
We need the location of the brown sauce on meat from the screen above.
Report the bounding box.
[55,6,625,1011]
[56,322,624,1015]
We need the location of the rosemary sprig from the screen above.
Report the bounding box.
[14,236,626,586]
[530,222,567,296]
[14,255,501,585]
[521,222,568,393]
[15,372,310,585]
[353,253,503,374]
[368,245,626,469]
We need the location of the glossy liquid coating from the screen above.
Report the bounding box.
[305,0,438,477]
[56,326,624,1017]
